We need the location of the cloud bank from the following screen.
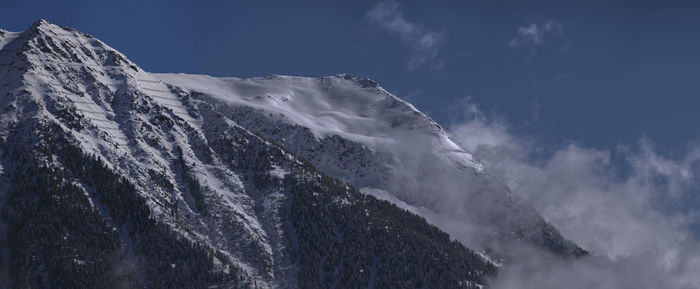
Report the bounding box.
[509,19,563,49]
[366,1,443,70]
[449,100,700,288]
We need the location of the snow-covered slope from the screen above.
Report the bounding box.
[155,73,483,172]
[0,19,584,289]
[154,73,583,256]
[0,19,288,288]
[0,20,509,289]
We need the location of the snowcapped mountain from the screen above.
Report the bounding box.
[154,71,584,258]
[0,20,582,288]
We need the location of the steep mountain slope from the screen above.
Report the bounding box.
[0,19,588,288]
[154,74,585,258]
[0,19,505,289]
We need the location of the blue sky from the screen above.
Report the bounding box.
[2,0,699,152]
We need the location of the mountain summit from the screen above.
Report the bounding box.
[0,20,582,288]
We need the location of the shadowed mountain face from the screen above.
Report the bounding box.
[0,20,582,288]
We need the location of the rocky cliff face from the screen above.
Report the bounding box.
[0,20,582,289]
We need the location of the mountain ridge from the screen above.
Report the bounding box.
[0,19,583,288]
[153,70,585,258]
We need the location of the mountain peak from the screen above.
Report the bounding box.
[333,73,381,88]
[31,18,51,27]
[27,18,61,35]
[0,20,585,288]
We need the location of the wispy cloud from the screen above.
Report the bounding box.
[366,1,443,71]
[509,19,563,49]
[449,99,700,288]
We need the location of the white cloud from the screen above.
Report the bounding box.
[509,19,563,49]
[449,99,700,288]
[366,1,443,70]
